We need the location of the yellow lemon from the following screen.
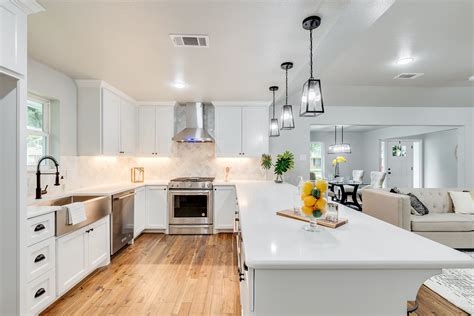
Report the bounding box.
[315,197,327,211]
[316,180,328,193]
[301,206,313,216]
[302,181,314,195]
[300,193,307,201]
[303,196,317,207]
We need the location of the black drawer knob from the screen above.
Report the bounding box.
[34,288,46,298]
[34,254,46,263]
[34,224,45,232]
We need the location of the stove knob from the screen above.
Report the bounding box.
[207,183,211,188]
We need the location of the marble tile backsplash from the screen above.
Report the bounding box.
[27,143,267,198]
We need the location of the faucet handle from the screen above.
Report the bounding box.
[41,185,49,195]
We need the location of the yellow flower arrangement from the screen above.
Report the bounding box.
[332,156,347,166]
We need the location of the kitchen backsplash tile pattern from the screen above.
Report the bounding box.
[27,143,267,198]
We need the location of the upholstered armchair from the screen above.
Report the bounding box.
[358,171,387,200]
[343,170,365,194]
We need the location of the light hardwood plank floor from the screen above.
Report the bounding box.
[42,233,467,316]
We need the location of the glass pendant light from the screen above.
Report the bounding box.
[280,62,295,130]
[269,86,280,137]
[328,125,351,154]
[300,16,324,117]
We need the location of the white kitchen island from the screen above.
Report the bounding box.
[234,182,473,316]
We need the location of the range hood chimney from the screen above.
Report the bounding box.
[173,102,214,143]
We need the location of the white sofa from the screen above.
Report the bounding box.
[362,188,473,249]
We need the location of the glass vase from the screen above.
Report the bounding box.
[275,174,283,183]
[299,179,328,232]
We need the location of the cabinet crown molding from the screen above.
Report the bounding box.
[76,79,136,104]
[9,0,45,14]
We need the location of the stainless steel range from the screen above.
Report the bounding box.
[168,177,214,234]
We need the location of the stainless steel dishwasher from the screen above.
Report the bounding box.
[111,190,135,255]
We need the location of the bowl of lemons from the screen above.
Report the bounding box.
[300,180,328,232]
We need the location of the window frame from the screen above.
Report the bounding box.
[309,141,325,179]
[27,93,51,168]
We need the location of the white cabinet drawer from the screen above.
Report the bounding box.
[27,269,56,315]
[27,213,55,246]
[26,237,55,282]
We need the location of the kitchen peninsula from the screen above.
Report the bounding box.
[233,182,473,316]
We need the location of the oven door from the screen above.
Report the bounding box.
[168,190,213,225]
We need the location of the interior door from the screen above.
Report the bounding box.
[386,140,414,188]
[215,106,242,157]
[242,107,269,156]
[102,88,120,155]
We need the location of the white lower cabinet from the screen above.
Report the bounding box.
[146,186,168,230]
[56,216,110,296]
[134,187,146,237]
[214,186,237,231]
[27,269,56,316]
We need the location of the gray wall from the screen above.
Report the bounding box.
[269,89,474,187]
[28,58,77,155]
[309,131,366,180]
[423,129,458,188]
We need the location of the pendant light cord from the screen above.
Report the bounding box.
[285,68,288,105]
[342,125,344,143]
[334,125,337,144]
[310,29,313,79]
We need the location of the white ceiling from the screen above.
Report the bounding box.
[28,0,474,103]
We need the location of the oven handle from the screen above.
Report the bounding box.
[168,190,211,195]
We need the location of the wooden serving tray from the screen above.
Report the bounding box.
[276,210,348,229]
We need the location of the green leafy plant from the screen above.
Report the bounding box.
[274,151,295,176]
[260,154,272,170]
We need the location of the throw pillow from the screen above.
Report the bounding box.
[449,191,474,214]
[407,193,430,216]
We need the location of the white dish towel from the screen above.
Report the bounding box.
[65,202,87,225]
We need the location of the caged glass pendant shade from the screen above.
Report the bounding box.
[269,85,280,137]
[269,118,280,137]
[300,78,324,117]
[280,105,295,130]
[280,62,295,130]
[300,16,324,117]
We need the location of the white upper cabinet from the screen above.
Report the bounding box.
[215,105,269,157]
[138,104,174,156]
[0,2,27,76]
[77,80,137,156]
[242,107,269,156]
[120,99,137,154]
[102,88,121,155]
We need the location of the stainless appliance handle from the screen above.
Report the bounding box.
[168,190,211,196]
[113,193,135,201]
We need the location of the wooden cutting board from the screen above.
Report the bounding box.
[276,209,348,229]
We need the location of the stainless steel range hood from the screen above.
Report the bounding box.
[173,102,214,143]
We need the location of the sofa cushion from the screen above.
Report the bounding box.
[449,191,474,214]
[400,188,464,214]
[411,213,474,232]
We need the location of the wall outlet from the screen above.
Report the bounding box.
[299,154,307,161]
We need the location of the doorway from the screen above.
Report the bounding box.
[384,140,422,188]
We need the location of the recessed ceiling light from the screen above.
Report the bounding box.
[396,57,414,65]
[172,81,186,89]
[469,76,474,81]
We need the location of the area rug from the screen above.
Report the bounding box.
[423,251,474,314]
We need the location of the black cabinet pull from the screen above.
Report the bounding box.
[34,288,46,298]
[34,254,46,263]
[34,224,45,232]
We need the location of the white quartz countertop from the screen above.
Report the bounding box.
[235,182,474,270]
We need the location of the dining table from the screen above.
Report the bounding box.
[328,179,367,211]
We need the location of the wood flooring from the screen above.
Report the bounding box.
[42,233,468,316]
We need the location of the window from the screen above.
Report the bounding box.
[27,95,50,166]
[310,142,324,179]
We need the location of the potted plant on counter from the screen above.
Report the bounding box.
[261,151,295,183]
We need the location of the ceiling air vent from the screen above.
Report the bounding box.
[170,34,209,48]
[393,73,424,80]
